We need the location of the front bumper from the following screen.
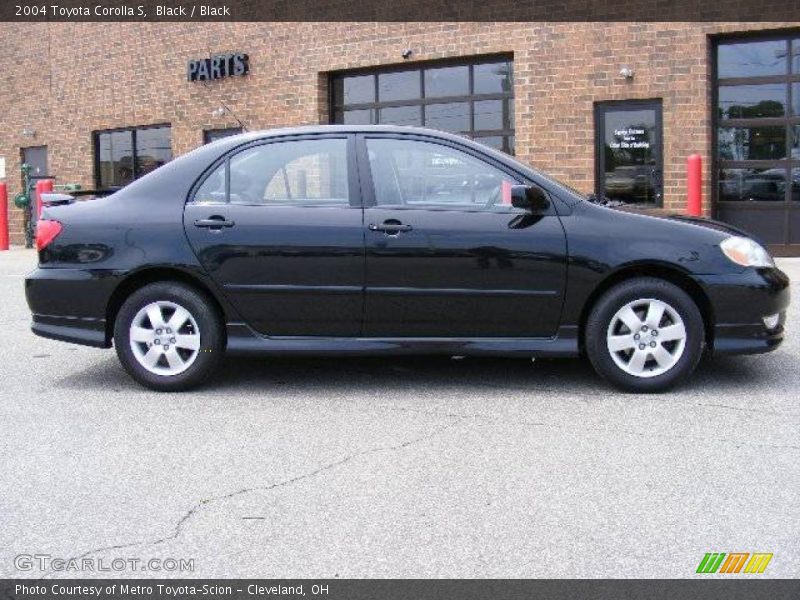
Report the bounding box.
[699,266,790,355]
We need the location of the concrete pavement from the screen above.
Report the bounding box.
[0,248,797,578]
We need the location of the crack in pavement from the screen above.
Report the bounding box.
[36,417,467,579]
[359,404,799,452]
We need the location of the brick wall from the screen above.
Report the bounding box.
[1,21,798,245]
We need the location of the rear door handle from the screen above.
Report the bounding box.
[194,216,235,229]
[369,221,413,234]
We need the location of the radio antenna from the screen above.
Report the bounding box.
[212,99,248,132]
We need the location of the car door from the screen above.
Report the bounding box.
[358,134,567,338]
[184,135,364,336]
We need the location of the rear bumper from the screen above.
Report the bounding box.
[31,314,108,348]
[26,267,116,348]
[699,266,790,355]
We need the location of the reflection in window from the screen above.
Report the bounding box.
[96,130,133,188]
[213,138,349,206]
[719,168,787,202]
[194,162,227,204]
[379,105,422,127]
[715,35,800,216]
[424,66,468,97]
[95,125,171,189]
[425,102,469,132]
[135,127,172,178]
[474,61,514,94]
[366,138,518,210]
[331,57,515,154]
[379,71,420,102]
[334,108,373,125]
[599,106,660,205]
[793,83,800,116]
[718,84,786,119]
[334,74,374,105]
[474,99,504,130]
[718,126,786,161]
[717,40,787,78]
[792,39,800,73]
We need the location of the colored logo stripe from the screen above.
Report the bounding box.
[697,553,726,573]
[719,553,749,573]
[744,553,773,574]
[697,552,773,574]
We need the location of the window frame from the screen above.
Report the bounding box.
[330,55,515,155]
[93,123,172,190]
[188,133,361,209]
[355,132,550,215]
[712,32,800,211]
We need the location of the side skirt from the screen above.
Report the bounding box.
[225,323,580,358]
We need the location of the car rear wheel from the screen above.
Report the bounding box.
[585,277,704,393]
[114,282,224,391]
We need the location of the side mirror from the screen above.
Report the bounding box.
[510,184,550,212]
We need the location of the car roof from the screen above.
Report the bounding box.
[207,124,477,146]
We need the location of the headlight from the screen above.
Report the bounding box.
[720,236,774,268]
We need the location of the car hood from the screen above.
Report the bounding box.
[662,214,761,242]
[568,202,760,275]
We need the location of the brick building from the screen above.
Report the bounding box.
[1,22,799,252]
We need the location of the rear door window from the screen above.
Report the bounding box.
[193,138,350,206]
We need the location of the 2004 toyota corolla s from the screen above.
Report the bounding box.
[25,126,790,392]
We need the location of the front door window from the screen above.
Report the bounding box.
[595,101,663,206]
[365,137,518,210]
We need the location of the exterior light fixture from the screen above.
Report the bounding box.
[21,128,36,138]
[402,49,413,59]
[619,67,634,79]
[211,107,227,118]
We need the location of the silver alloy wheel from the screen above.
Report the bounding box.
[606,298,687,379]
[129,300,201,376]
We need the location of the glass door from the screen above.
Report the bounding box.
[714,35,800,254]
[595,100,663,206]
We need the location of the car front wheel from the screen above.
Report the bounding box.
[585,277,704,393]
[114,282,224,391]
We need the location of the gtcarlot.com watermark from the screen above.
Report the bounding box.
[14,553,195,573]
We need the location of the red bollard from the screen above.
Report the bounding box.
[35,179,54,218]
[686,154,703,217]
[0,182,8,251]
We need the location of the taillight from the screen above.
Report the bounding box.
[36,219,63,251]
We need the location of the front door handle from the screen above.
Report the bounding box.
[369,220,413,235]
[194,216,235,229]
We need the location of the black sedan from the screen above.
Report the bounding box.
[26,126,790,392]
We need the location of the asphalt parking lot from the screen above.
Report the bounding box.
[0,248,798,579]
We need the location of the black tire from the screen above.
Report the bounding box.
[114,282,224,391]
[585,277,704,393]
